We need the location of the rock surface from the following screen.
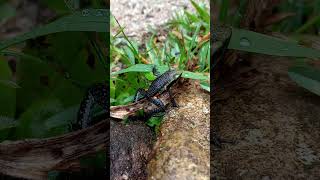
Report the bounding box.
[110,119,155,180]
[213,56,320,179]
[147,81,210,180]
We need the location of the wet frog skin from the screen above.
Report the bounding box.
[133,66,182,118]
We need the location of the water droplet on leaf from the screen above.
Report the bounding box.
[82,9,90,16]
[239,37,251,47]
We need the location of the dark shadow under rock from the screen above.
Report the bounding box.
[110,119,155,180]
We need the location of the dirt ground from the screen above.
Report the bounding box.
[110,0,209,42]
[212,55,320,179]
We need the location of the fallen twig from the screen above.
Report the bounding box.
[0,119,108,180]
[110,83,180,120]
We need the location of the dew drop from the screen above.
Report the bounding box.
[95,10,104,17]
[239,37,251,47]
[82,9,90,17]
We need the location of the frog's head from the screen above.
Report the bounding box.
[167,69,182,85]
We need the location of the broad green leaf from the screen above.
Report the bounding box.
[110,78,115,99]
[229,28,320,59]
[0,116,17,130]
[288,65,320,96]
[0,9,109,50]
[0,58,16,117]
[145,72,156,81]
[44,105,78,128]
[15,98,65,139]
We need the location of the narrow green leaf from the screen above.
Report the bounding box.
[229,28,320,58]
[218,0,230,22]
[288,65,320,96]
[190,0,210,23]
[111,64,169,76]
[0,80,20,88]
[0,9,109,50]
[200,81,210,92]
[0,116,17,130]
[295,14,320,33]
[182,71,208,80]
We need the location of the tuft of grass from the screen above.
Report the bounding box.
[111,1,210,128]
[111,0,210,106]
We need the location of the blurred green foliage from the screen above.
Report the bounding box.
[110,0,210,129]
[215,0,320,98]
[0,0,108,177]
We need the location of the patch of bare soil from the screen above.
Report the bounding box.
[213,56,320,179]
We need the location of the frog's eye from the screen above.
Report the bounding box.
[174,74,181,79]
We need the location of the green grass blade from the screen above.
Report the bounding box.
[295,14,320,33]
[111,64,168,76]
[229,28,320,58]
[0,9,109,50]
[0,50,45,64]
[288,65,320,96]
[182,71,208,80]
[218,0,229,22]
[200,81,210,92]
[190,0,210,24]
[0,80,20,89]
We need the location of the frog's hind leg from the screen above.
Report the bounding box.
[73,88,96,131]
[144,103,170,120]
[133,88,166,111]
[149,98,166,111]
[90,83,108,111]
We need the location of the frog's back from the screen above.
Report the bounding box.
[147,70,176,96]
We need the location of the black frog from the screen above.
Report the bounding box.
[71,83,108,131]
[133,66,182,118]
